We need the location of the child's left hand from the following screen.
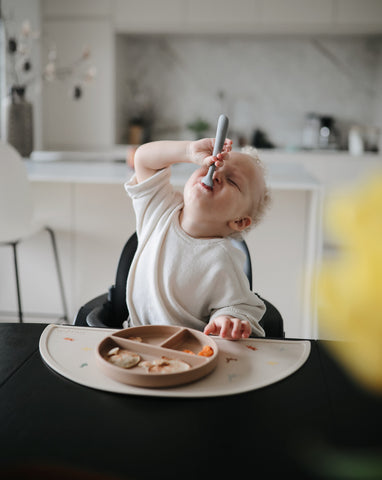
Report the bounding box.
[204,315,251,340]
[188,137,232,168]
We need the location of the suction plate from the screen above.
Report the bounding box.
[95,325,218,388]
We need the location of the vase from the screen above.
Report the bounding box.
[6,86,34,157]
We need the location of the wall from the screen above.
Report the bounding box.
[115,34,382,149]
[41,17,114,150]
[41,0,115,150]
[375,39,382,130]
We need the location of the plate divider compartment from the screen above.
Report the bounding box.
[107,335,207,367]
[159,328,188,348]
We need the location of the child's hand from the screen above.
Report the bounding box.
[204,315,251,340]
[188,138,232,168]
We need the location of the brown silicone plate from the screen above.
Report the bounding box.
[95,325,219,388]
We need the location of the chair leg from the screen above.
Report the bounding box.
[12,242,23,323]
[45,227,68,323]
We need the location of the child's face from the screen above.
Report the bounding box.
[183,152,265,235]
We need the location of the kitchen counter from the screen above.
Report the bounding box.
[25,160,133,185]
[25,158,321,192]
[26,147,382,191]
[261,150,382,193]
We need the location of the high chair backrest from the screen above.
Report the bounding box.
[0,141,34,243]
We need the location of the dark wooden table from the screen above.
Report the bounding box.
[0,323,381,479]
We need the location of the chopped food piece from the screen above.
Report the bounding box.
[246,345,257,351]
[140,356,191,374]
[183,349,195,355]
[127,336,143,342]
[198,345,214,357]
[107,349,140,369]
[107,347,120,356]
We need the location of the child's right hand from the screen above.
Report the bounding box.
[188,138,232,168]
[204,315,251,340]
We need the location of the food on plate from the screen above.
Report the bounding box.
[182,345,214,356]
[197,345,214,357]
[107,347,120,356]
[140,356,191,374]
[107,347,140,369]
[127,336,143,342]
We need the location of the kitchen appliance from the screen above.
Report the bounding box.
[318,116,338,149]
[302,113,338,150]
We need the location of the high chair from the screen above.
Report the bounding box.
[75,232,285,338]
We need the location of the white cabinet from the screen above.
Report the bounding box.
[262,0,333,30]
[247,188,320,339]
[112,0,185,33]
[112,0,382,34]
[336,0,382,32]
[42,0,111,18]
[185,0,261,30]
[73,183,135,311]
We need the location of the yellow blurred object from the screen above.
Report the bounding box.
[317,173,382,393]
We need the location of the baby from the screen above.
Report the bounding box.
[125,138,270,339]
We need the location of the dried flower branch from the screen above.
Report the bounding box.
[43,43,97,99]
[2,11,96,100]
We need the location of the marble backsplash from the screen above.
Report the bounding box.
[115,34,382,149]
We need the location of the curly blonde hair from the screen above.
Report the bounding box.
[240,146,272,232]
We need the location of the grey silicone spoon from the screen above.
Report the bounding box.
[201,114,229,190]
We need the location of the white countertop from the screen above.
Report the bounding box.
[25,159,321,191]
[26,160,132,185]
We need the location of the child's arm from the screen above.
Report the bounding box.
[134,139,232,183]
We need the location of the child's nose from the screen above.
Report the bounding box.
[213,171,222,184]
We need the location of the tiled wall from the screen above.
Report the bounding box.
[116,34,382,149]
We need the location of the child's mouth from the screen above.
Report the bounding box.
[200,181,213,192]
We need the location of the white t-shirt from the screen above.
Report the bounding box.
[125,167,265,336]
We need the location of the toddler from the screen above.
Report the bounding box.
[125,138,270,339]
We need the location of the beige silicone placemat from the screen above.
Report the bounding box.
[39,325,311,398]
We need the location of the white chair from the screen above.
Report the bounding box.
[0,141,68,323]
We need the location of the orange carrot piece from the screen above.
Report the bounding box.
[198,345,214,357]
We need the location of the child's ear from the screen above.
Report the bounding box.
[228,216,252,232]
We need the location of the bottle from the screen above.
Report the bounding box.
[302,113,320,149]
[348,126,364,156]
